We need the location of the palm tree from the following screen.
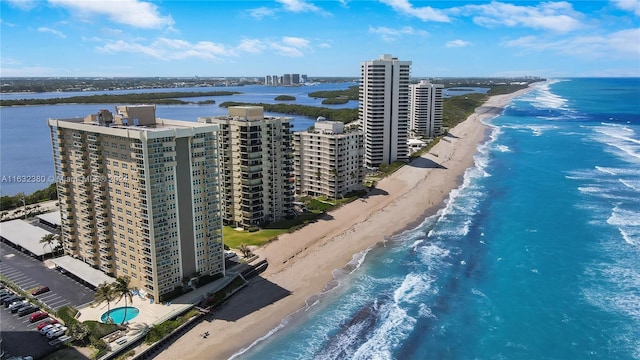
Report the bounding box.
[93,282,115,323]
[40,233,57,255]
[112,276,133,325]
[238,243,252,258]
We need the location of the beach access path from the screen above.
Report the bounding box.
[156,86,536,360]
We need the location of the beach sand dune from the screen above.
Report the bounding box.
[156,87,534,360]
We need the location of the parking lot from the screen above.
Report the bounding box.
[0,241,97,359]
[1,286,64,360]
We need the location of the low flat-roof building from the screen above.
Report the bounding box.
[0,219,59,258]
[37,211,62,229]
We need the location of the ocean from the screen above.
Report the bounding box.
[234,78,640,360]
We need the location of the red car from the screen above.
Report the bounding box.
[36,318,59,330]
[30,310,49,322]
[32,286,50,296]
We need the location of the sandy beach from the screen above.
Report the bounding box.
[157,86,535,360]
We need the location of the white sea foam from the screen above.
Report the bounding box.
[608,206,640,227]
[393,272,435,306]
[592,126,640,163]
[620,179,640,192]
[529,80,570,110]
[495,144,511,152]
[351,302,416,360]
[418,242,450,269]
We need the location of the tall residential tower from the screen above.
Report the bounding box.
[359,54,412,169]
[293,120,364,198]
[48,105,224,302]
[410,80,444,138]
[199,106,295,229]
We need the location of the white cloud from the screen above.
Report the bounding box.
[236,39,267,54]
[0,19,17,27]
[446,39,471,48]
[5,0,37,10]
[503,28,640,58]
[38,27,66,38]
[459,1,583,32]
[96,35,315,60]
[276,0,321,13]
[369,25,428,41]
[248,7,276,19]
[281,36,310,48]
[613,0,640,16]
[47,0,174,29]
[250,0,330,18]
[269,36,311,57]
[379,0,450,22]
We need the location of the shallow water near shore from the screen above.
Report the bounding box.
[236,78,640,360]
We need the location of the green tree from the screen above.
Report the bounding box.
[238,243,252,258]
[40,233,57,255]
[94,282,116,323]
[69,322,90,342]
[112,276,133,325]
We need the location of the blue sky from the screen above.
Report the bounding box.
[1,0,639,78]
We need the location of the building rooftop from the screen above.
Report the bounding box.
[50,255,115,288]
[0,219,59,257]
[36,211,61,227]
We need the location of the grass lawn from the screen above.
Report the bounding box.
[223,226,288,249]
[222,210,328,249]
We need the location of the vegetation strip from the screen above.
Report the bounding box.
[0,91,241,106]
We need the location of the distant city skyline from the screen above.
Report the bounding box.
[1,0,638,78]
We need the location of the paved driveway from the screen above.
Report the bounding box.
[0,242,95,311]
[1,242,97,358]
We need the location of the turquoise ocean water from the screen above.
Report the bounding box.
[235,78,640,360]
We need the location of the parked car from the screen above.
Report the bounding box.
[37,319,59,331]
[31,286,50,296]
[11,302,32,313]
[18,305,39,316]
[8,300,29,311]
[3,295,24,307]
[29,311,49,322]
[40,323,62,335]
[0,291,15,301]
[46,326,68,339]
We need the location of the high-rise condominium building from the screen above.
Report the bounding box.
[359,54,412,169]
[410,80,444,138]
[198,106,295,229]
[48,105,224,302]
[293,120,364,198]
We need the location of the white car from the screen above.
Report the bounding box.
[40,323,62,335]
[8,300,29,311]
[46,326,68,339]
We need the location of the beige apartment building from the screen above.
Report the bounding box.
[293,120,364,198]
[48,105,224,302]
[198,106,295,229]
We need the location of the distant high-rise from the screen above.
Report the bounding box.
[410,80,444,137]
[199,107,295,228]
[293,120,364,198]
[48,105,224,302]
[359,54,411,169]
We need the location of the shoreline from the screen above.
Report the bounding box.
[157,85,536,360]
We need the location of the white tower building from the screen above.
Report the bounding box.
[359,54,411,169]
[410,80,444,137]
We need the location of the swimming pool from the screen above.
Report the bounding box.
[101,306,140,324]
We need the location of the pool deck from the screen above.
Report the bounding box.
[76,272,241,352]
